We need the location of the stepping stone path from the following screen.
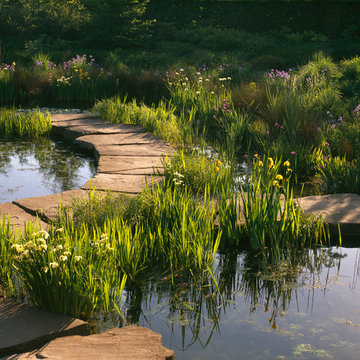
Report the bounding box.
[0,113,174,232]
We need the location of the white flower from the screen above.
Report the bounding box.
[50,262,59,269]
[75,256,82,262]
[59,255,68,262]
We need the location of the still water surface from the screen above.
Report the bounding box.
[0,137,96,203]
[96,246,360,360]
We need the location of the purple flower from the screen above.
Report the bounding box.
[291,151,297,156]
[324,155,331,161]
[354,104,360,115]
[274,122,280,128]
[325,142,330,146]
[280,125,284,130]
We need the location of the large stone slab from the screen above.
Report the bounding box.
[97,156,164,175]
[0,299,89,357]
[95,143,174,159]
[0,203,49,234]
[82,174,164,193]
[13,190,89,222]
[57,122,147,142]
[8,325,175,360]
[297,193,360,239]
[74,133,170,152]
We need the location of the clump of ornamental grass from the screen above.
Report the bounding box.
[317,155,360,194]
[239,156,329,258]
[92,96,182,144]
[9,227,127,319]
[0,108,51,138]
[163,150,234,195]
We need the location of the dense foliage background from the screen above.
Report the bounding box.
[0,0,359,64]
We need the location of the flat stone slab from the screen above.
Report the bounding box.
[13,190,90,222]
[95,144,174,159]
[58,123,147,142]
[97,156,164,175]
[0,203,49,234]
[0,299,89,357]
[74,133,170,151]
[297,193,360,239]
[82,174,164,193]
[8,325,175,360]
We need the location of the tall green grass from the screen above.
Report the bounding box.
[0,109,51,138]
[92,96,182,144]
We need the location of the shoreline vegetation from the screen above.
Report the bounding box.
[0,0,356,339]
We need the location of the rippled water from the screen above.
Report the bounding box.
[94,246,360,360]
[0,137,96,203]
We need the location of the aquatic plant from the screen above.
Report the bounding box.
[0,108,51,138]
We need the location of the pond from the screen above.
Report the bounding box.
[0,137,97,203]
[94,245,360,360]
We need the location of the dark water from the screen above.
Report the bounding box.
[95,246,360,360]
[0,137,96,203]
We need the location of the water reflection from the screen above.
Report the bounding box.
[0,137,96,203]
[103,246,360,359]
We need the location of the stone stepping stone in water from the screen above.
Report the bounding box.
[6,325,175,360]
[0,202,49,234]
[12,189,91,222]
[97,155,164,175]
[0,299,89,357]
[74,132,170,150]
[82,174,164,194]
[296,193,360,241]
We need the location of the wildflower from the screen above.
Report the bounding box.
[43,267,49,273]
[214,166,220,173]
[286,168,293,173]
[40,244,48,251]
[75,256,82,262]
[211,91,215,95]
[59,255,68,262]
[268,157,274,168]
[50,262,59,269]
[283,161,290,167]
[275,174,283,181]
[63,251,71,256]
[290,151,297,156]
[324,142,330,146]
[56,228,63,233]
[11,244,24,253]
[258,161,264,166]
[274,123,280,128]
[38,238,46,245]
[215,159,222,167]
[56,245,63,251]
[106,244,114,252]
[273,180,279,186]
